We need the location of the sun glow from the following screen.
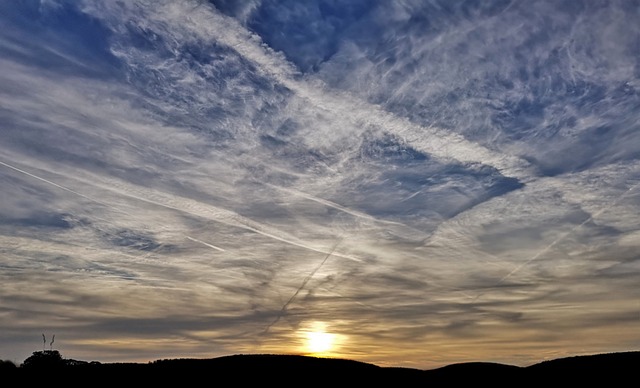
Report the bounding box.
[307,329,335,353]
[300,321,340,356]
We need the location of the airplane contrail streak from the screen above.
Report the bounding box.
[261,238,343,336]
[0,159,117,210]
[499,181,640,283]
[0,157,361,262]
[465,180,640,304]
[186,236,226,252]
[269,184,405,227]
[130,1,534,181]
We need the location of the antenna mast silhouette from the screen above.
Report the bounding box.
[42,333,55,351]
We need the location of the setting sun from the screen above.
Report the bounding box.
[299,321,341,356]
[306,329,335,353]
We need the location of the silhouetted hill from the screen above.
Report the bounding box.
[7,350,639,385]
[525,351,640,383]
[424,361,523,384]
[420,352,640,384]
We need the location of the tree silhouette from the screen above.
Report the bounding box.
[21,350,64,369]
[0,359,17,371]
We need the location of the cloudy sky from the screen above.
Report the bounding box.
[1,0,639,369]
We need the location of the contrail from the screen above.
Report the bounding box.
[0,160,117,210]
[261,238,343,336]
[230,222,362,262]
[185,236,225,252]
[466,180,640,304]
[499,181,640,283]
[268,184,405,227]
[84,175,364,262]
[126,1,534,181]
[265,184,430,239]
[0,159,361,271]
[0,158,361,262]
[401,189,424,202]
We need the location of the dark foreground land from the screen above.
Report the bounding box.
[2,350,638,385]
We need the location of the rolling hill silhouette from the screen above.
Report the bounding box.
[5,350,639,384]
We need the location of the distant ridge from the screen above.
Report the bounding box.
[423,351,640,384]
[526,351,640,379]
[6,350,639,384]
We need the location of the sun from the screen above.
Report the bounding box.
[306,329,335,353]
[300,321,338,356]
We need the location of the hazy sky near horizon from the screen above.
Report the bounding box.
[1,0,639,369]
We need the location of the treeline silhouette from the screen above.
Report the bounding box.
[3,350,638,385]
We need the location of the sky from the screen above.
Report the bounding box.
[0,0,639,370]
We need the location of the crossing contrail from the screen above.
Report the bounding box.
[499,181,640,283]
[186,236,225,252]
[117,0,534,182]
[261,238,343,336]
[0,159,116,210]
[0,158,361,262]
